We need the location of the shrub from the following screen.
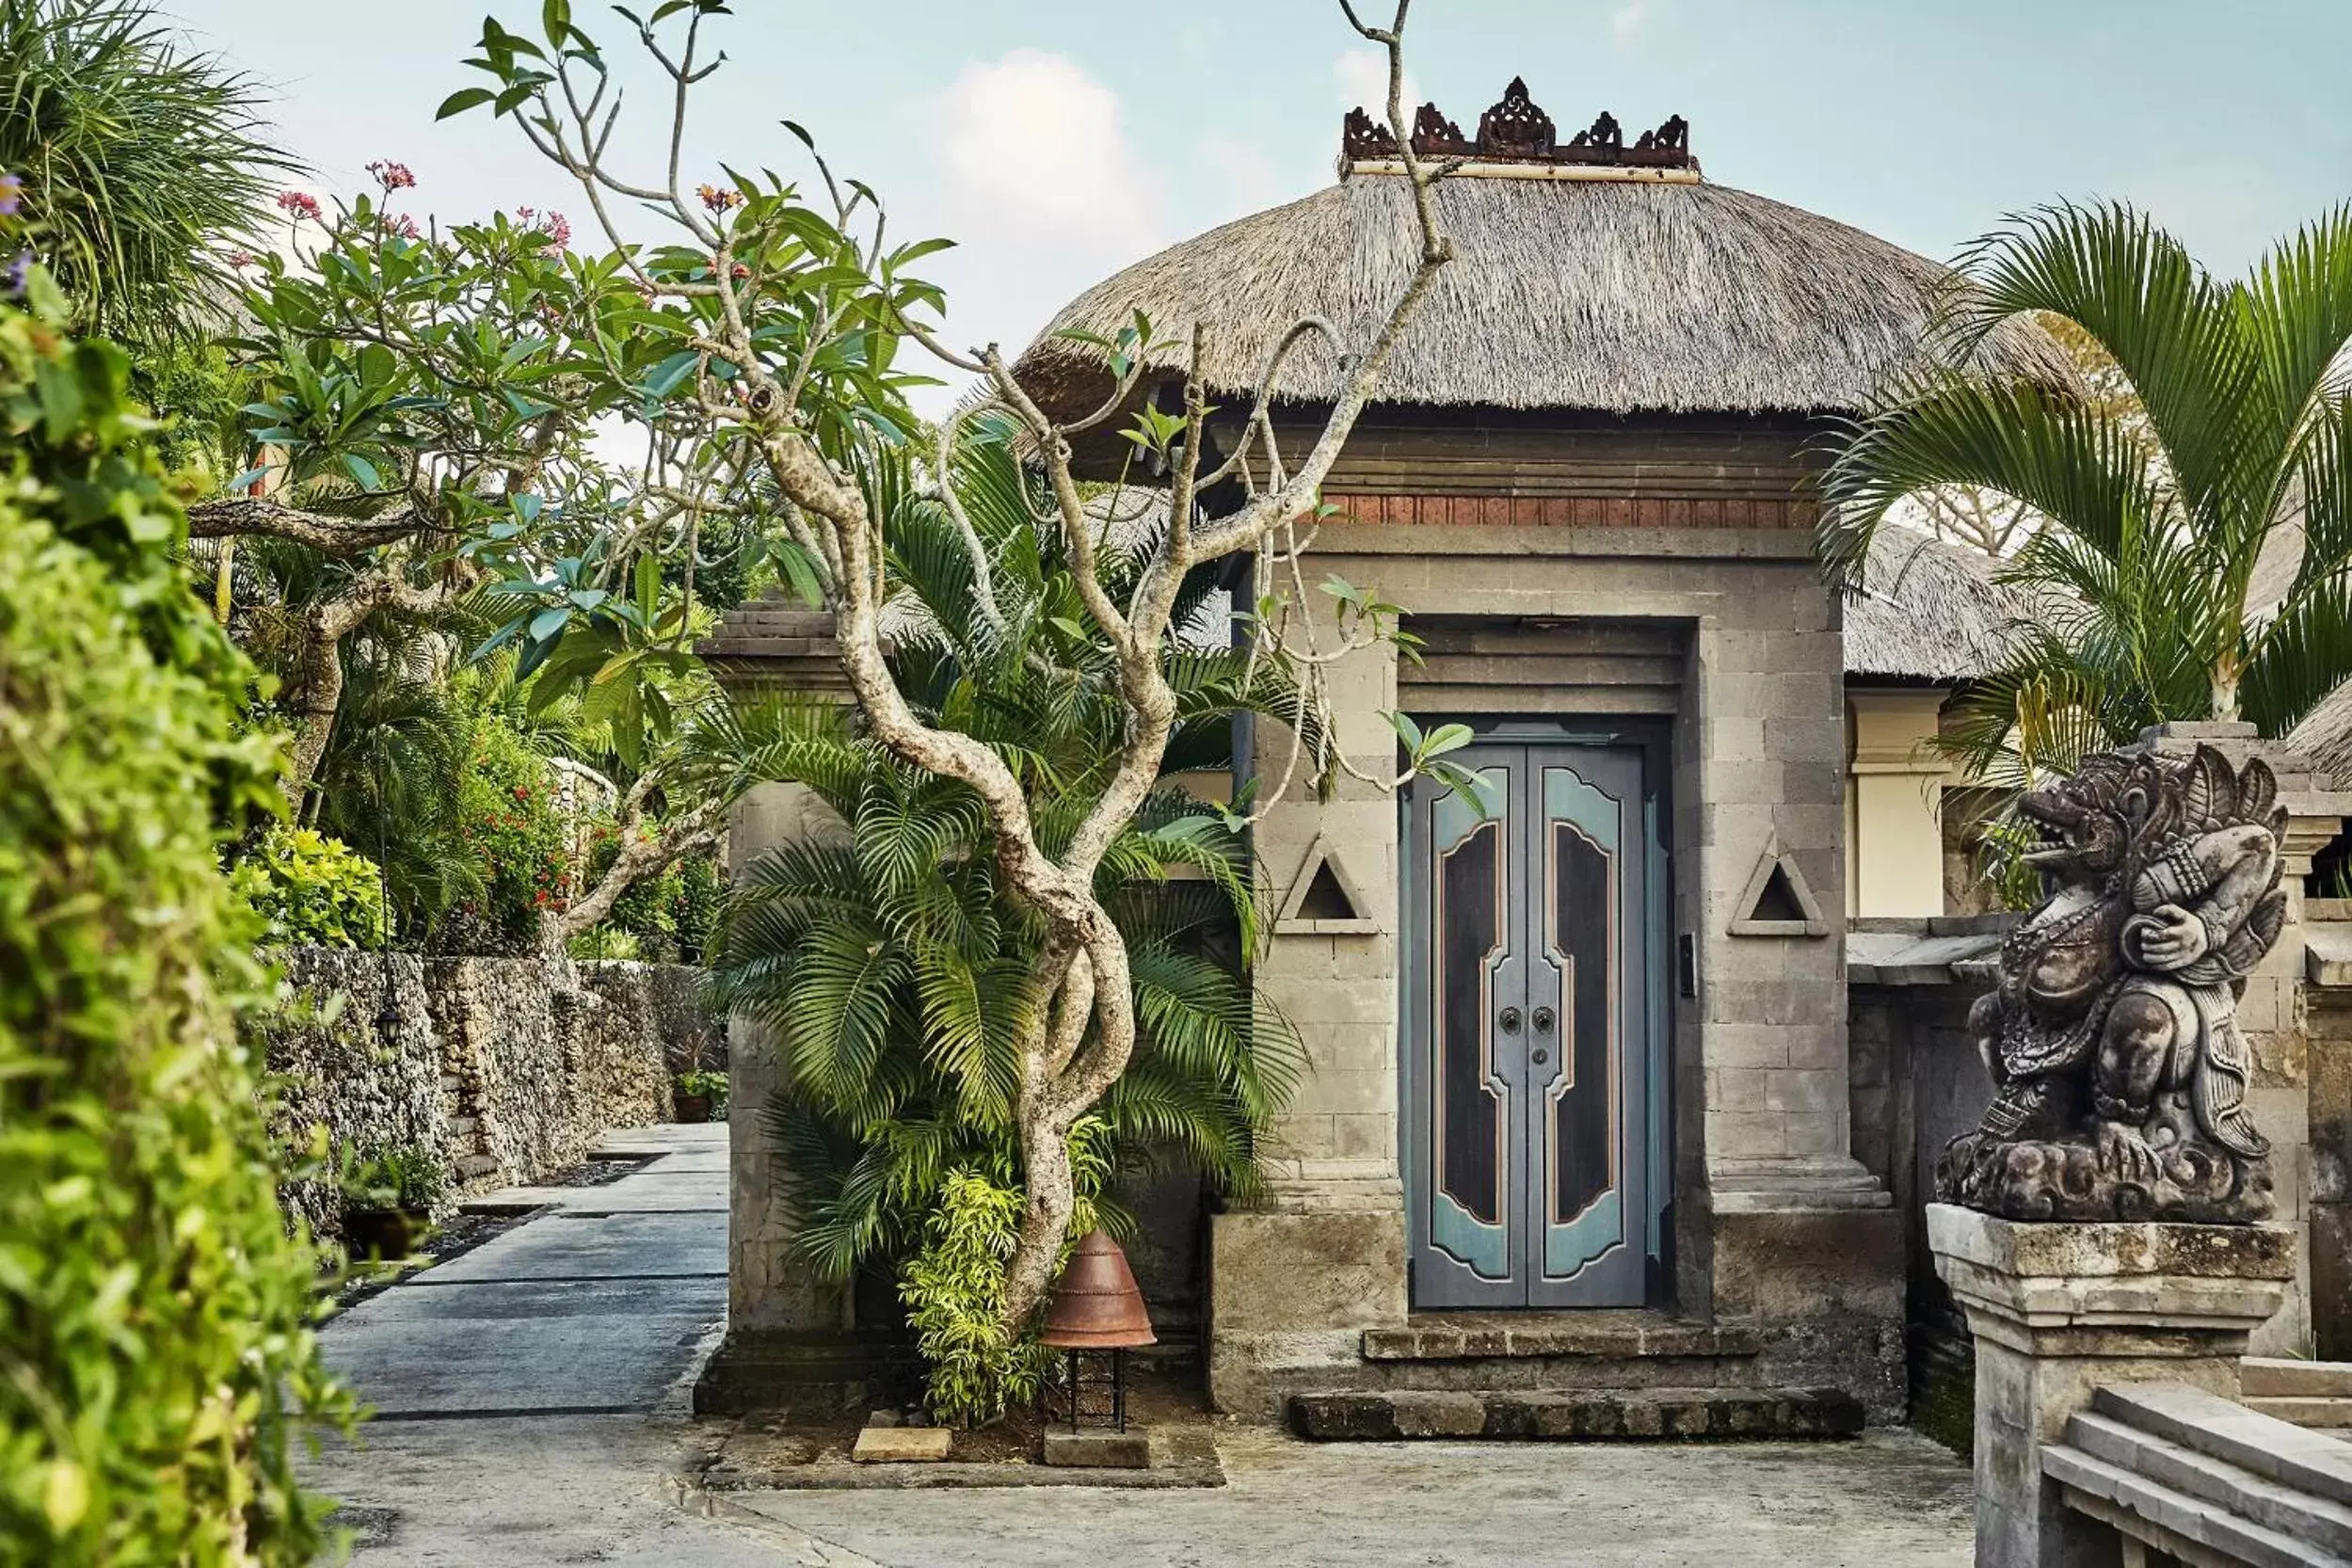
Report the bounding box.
[672,1067,728,1112]
[898,1128,1106,1428]
[342,1142,447,1215]
[0,294,346,1562]
[442,712,568,953]
[671,851,725,962]
[229,824,389,948]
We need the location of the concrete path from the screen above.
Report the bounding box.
[312,1121,1976,1566]
[725,1427,1976,1568]
[310,1122,773,1563]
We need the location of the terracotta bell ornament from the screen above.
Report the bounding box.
[1039,1230,1153,1433]
[1039,1230,1156,1350]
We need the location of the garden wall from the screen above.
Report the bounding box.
[263,947,719,1238]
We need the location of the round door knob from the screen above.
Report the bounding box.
[1532,1006,1557,1033]
[1498,1006,1523,1033]
[1531,1048,1550,1065]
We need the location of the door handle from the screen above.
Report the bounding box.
[1498,1006,1523,1034]
[1531,1006,1556,1034]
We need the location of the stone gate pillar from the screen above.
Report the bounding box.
[1208,635,1407,1414]
[1928,1205,2295,1568]
[693,596,859,1412]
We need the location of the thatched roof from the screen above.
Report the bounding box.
[1844,524,2048,682]
[1016,172,2071,422]
[2287,682,2352,781]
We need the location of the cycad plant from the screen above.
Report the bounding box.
[0,0,292,344]
[1823,202,2352,786]
[706,430,1305,1421]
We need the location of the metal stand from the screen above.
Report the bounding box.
[1048,1347,1130,1432]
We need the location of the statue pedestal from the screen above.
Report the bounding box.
[1926,1205,2294,1568]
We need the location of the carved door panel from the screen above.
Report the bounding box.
[1404,743,1655,1308]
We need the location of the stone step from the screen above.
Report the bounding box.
[1352,1312,1765,1394]
[2092,1384,2352,1513]
[2065,1410,2352,1558]
[1363,1312,1758,1362]
[2042,1439,2352,1568]
[2246,1357,2352,1400]
[2248,1397,2352,1429]
[1288,1387,1864,1443]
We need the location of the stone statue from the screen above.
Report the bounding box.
[1937,743,2287,1223]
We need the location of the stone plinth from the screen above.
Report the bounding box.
[1927,1204,2296,1568]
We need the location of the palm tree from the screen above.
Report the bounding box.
[705,430,1309,1284]
[0,0,293,344]
[1822,202,2352,781]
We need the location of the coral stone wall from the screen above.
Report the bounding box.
[262,948,717,1237]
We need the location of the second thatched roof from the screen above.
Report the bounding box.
[1016,173,2069,422]
[1845,523,2052,683]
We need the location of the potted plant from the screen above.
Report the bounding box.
[672,1068,728,1124]
[342,1143,447,1260]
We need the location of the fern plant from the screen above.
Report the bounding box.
[707,427,1306,1417]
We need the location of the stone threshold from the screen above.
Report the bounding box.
[1363,1310,1761,1363]
[1289,1387,1864,1442]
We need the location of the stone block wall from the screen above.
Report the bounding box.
[263,947,713,1238]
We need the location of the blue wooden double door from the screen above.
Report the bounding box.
[1403,740,1665,1309]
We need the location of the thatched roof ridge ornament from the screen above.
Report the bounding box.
[1339,77,1698,180]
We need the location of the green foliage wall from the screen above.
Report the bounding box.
[0,300,345,1563]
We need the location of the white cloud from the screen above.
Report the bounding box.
[1332,47,1420,119]
[936,49,1161,259]
[1612,0,1656,47]
[915,50,1167,411]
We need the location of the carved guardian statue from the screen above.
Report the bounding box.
[1937,744,2286,1223]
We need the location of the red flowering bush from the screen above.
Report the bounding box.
[443,717,569,953]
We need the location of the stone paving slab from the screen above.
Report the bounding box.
[721,1428,1975,1567]
[351,1278,723,1319]
[330,1304,721,1416]
[418,1209,726,1284]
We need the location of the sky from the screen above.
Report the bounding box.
[166,0,2352,412]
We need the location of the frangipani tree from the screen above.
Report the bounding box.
[199,174,771,952]
[1823,202,2352,782]
[448,0,1466,1329]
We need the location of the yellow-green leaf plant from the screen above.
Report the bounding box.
[0,284,351,1564]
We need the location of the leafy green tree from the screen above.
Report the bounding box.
[0,281,345,1563]
[705,454,1317,1419]
[200,181,761,950]
[1824,202,2352,781]
[703,429,1307,1416]
[0,0,291,345]
[453,0,1460,1332]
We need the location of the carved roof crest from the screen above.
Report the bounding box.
[1339,78,1698,175]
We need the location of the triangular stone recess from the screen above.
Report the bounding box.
[1728,836,1830,937]
[1276,836,1381,935]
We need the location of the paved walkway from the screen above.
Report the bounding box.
[312,1123,1976,1567]
[312,1122,770,1563]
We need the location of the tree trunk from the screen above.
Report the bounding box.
[2211,652,2243,724]
[1003,1095,1080,1330]
[536,804,723,954]
[282,616,346,810]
